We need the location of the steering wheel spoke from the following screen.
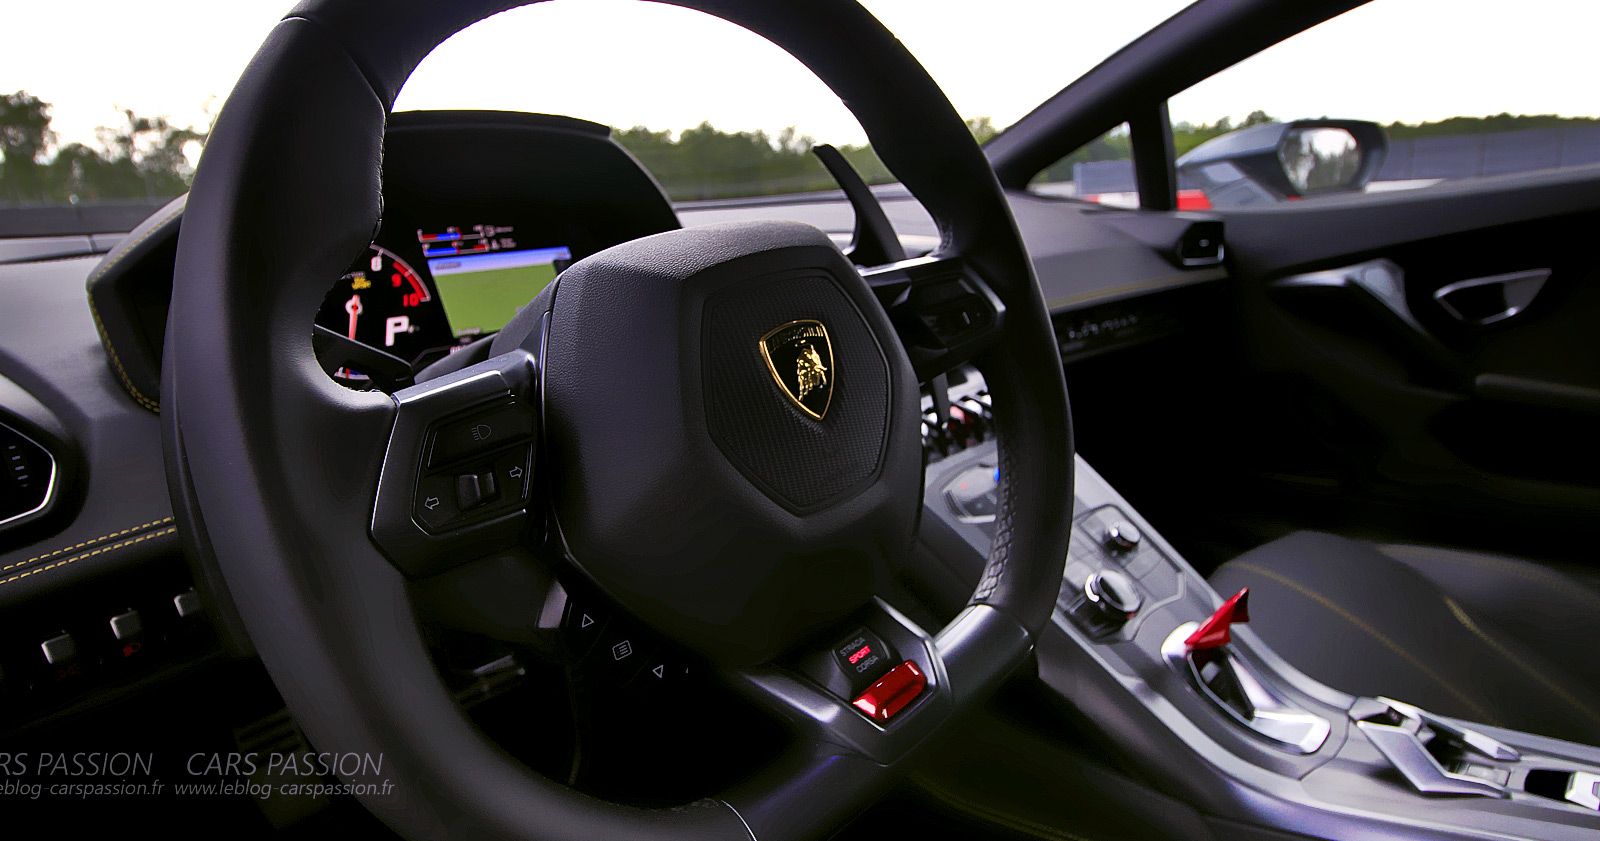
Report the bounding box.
[723,598,956,765]
[371,345,545,577]
[864,256,1007,381]
[721,599,1033,766]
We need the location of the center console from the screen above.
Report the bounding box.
[917,370,1600,840]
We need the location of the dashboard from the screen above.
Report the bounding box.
[0,107,1229,743]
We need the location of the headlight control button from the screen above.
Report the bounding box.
[428,404,534,467]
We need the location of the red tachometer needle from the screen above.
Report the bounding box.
[344,294,363,339]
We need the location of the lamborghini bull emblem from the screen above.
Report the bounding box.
[759,319,835,419]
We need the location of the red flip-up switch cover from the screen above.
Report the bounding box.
[851,660,926,722]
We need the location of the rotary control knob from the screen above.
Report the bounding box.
[1069,569,1143,638]
[1105,521,1142,552]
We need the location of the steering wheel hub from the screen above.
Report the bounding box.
[526,221,922,667]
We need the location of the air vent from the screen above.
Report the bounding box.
[0,421,56,529]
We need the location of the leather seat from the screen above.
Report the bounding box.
[1210,531,1600,746]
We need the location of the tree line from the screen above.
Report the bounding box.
[0,91,205,205]
[0,90,991,206]
[6,87,1600,205]
[612,116,997,201]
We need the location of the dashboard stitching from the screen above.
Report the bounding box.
[0,526,177,588]
[89,295,160,412]
[84,202,186,413]
[1381,543,1600,604]
[2,516,175,573]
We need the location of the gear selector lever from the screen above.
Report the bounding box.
[1185,587,1249,651]
[1163,588,1330,754]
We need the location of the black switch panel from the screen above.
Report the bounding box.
[411,444,532,535]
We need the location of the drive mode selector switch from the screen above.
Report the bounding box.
[832,627,897,696]
[1067,570,1143,638]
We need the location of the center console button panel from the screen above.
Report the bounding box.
[0,566,219,729]
[1056,503,1186,640]
[1104,520,1141,552]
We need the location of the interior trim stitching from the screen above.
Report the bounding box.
[2,516,175,573]
[89,295,160,412]
[1441,596,1600,728]
[911,772,1102,841]
[1381,544,1600,606]
[83,201,186,413]
[1229,561,1498,724]
[0,526,176,588]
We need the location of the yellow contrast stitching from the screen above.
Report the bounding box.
[0,527,176,587]
[1382,544,1600,604]
[89,295,160,412]
[1230,561,1498,724]
[84,202,185,413]
[2,516,175,573]
[1442,596,1600,728]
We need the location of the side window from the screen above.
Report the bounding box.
[1028,124,1136,206]
[1166,0,1600,208]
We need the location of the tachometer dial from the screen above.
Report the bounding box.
[315,245,453,366]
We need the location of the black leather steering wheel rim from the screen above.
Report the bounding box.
[164,2,1074,839]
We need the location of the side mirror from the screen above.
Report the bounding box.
[1178,119,1387,207]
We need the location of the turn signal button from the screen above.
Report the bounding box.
[851,660,926,722]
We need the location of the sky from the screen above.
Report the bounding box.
[5,0,1600,153]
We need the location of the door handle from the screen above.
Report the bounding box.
[1433,269,1549,326]
[1270,258,1467,384]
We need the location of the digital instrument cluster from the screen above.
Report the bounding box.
[314,222,573,374]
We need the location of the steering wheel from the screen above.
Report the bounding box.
[164,1,1073,838]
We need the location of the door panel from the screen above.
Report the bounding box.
[1220,167,1600,551]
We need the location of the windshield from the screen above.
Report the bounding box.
[0,0,1193,214]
